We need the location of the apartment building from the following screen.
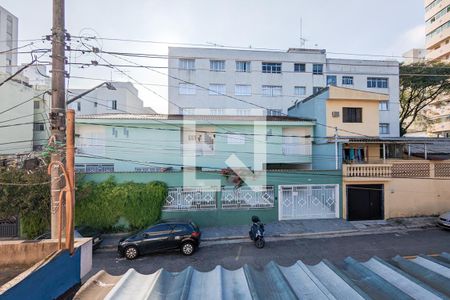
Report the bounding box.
[168,47,400,137]
[425,0,450,62]
[68,82,155,115]
[0,5,18,74]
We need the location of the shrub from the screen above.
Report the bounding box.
[75,177,167,232]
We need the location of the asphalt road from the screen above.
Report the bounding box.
[89,228,450,277]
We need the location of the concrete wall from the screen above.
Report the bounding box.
[0,240,58,268]
[342,177,450,219]
[82,170,342,227]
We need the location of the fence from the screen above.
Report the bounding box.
[0,217,19,237]
[221,186,275,209]
[163,187,217,211]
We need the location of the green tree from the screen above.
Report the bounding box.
[0,168,50,238]
[400,63,450,136]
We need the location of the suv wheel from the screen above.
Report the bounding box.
[124,245,139,260]
[181,241,195,256]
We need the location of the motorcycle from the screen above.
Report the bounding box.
[249,215,265,248]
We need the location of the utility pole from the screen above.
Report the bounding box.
[66,109,75,253]
[50,0,66,239]
[334,127,339,170]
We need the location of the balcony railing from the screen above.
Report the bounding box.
[344,161,450,178]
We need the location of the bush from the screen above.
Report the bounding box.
[75,177,167,232]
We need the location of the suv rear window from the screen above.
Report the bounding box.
[189,222,199,231]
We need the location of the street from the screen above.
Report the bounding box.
[90,228,450,277]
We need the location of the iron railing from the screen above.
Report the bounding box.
[221,186,274,209]
[163,187,217,211]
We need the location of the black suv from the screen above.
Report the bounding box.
[118,220,201,259]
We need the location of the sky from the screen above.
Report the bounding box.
[1,0,425,113]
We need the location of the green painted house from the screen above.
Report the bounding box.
[75,114,342,226]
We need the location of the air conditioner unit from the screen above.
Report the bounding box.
[332,111,340,118]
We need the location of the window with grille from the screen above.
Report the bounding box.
[379,123,390,134]
[235,84,251,96]
[313,64,323,75]
[179,59,195,70]
[236,61,250,72]
[379,101,389,111]
[342,76,354,85]
[262,85,282,97]
[210,60,225,71]
[262,62,282,73]
[367,77,388,88]
[209,84,226,95]
[343,107,362,123]
[294,63,306,72]
[294,86,306,96]
[179,83,196,95]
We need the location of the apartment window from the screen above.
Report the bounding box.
[179,83,196,95]
[210,108,225,115]
[34,101,40,109]
[379,123,390,134]
[294,63,306,72]
[267,109,282,116]
[235,84,251,96]
[262,62,282,74]
[112,128,118,137]
[379,101,389,111]
[343,107,362,123]
[342,76,354,85]
[236,61,251,72]
[326,75,337,86]
[210,60,225,72]
[209,84,226,95]
[294,86,306,96]
[236,109,251,116]
[313,86,324,94]
[426,21,450,40]
[312,64,323,75]
[179,59,195,70]
[367,77,389,88]
[262,85,282,97]
[123,128,129,138]
[33,122,45,131]
[107,100,117,110]
[77,102,81,112]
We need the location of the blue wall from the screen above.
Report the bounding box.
[2,249,81,300]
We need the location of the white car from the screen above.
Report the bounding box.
[438,212,450,229]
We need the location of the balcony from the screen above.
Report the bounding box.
[343,161,450,179]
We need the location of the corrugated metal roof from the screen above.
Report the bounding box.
[76,114,315,122]
[76,253,450,300]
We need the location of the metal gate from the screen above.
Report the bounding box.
[279,185,339,220]
[0,216,19,237]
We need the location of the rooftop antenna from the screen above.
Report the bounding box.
[300,18,307,48]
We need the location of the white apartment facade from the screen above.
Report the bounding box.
[168,47,400,137]
[0,5,18,74]
[425,0,450,62]
[68,82,155,115]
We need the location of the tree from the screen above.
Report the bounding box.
[399,63,450,136]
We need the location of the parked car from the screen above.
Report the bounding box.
[438,212,450,229]
[118,220,201,260]
[34,226,103,250]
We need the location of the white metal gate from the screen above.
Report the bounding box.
[278,185,339,220]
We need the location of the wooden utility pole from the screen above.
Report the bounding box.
[50,0,66,239]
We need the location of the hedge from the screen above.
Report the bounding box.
[75,177,167,231]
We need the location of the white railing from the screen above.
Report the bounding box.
[163,187,217,211]
[221,186,274,209]
[343,164,392,177]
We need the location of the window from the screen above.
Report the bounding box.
[236,109,251,116]
[379,101,389,111]
[262,62,282,73]
[77,102,81,112]
[210,60,225,72]
[262,85,282,97]
[367,77,388,88]
[426,21,450,41]
[179,83,196,95]
[235,84,251,96]
[179,59,195,70]
[313,86,324,94]
[227,134,245,145]
[33,122,45,131]
[94,102,98,107]
[107,100,117,110]
[209,84,226,95]
[343,107,362,123]
[112,128,118,137]
[294,86,306,96]
[342,76,354,85]
[123,128,129,138]
[326,75,337,86]
[267,109,282,116]
[34,101,40,109]
[210,108,225,115]
[236,61,250,72]
[312,64,323,75]
[294,63,306,72]
[379,123,390,134]
[379,144,403,159]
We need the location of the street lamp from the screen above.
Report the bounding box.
[66,82,116,105]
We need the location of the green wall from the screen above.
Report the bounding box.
[81,170,342,227]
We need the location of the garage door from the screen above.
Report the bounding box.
[279,185,339,220]
[347,184,383,221]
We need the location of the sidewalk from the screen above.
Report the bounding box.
[98,217,438,250]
